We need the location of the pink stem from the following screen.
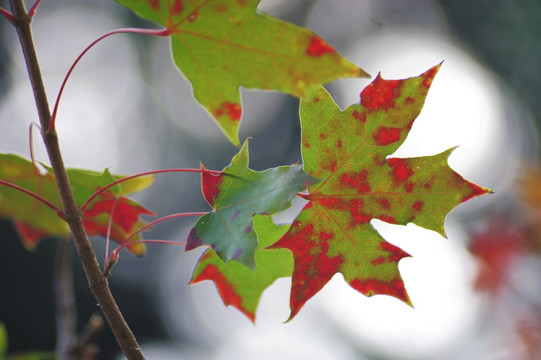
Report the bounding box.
[104,197,119,270]
[27,0,41,18]
[49,27,171,132]
[0,179,64,218]
[0,7,14,24]
[80,168,222,212]
[110,212,207,264]
[29,122,42,174]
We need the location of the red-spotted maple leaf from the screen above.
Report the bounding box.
[116,0,368,145]
[270,64,492,319]
[186,140,318,268]
[191,215,293,322]
[0,154,154,255]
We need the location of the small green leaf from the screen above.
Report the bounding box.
[186,139,318,268]
[116,0,369,145]
[191,215,293,322]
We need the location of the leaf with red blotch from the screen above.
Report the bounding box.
[186,139,319,268]
[269,64,492,319]
[115,0,368,146]
[191,215,293,322]
[0,153,154,255]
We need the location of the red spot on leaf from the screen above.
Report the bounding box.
[213,4,228,12]
[422,66,439,87]
[319,133,327,140]
[340,170,371,193]
[352,110,367,123]
[192,262,254,322]
[350,199,371,224]
[412,201,424,212]
[172,0,183,14]
[148,0,160,9]
[337,140,342,148]
[271,221,344,318]
[371,256,386,266]
[304,141,311,148]
[245,225,252,234]
[350,277,410,304]
[373,126,402,146]
[323,160,338,172]
[317,196,347,210]
[388,158,414,185]
[379,215,396,224]
[405,182,414,193]
[201,167,223,206]
[377,198,391,209]
[360,75,400,109]
[313,97,320,103]
[223,102,241,121]
[407,120,415,129]
[405,96,415,104]
[306,35,336,57]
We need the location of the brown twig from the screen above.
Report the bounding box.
[8,0,145,358]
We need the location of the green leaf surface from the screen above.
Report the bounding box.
[269,64,492,319]
[116,0,368,145]
[191,215,293,322]
[0,154,154,255]
[186,140,319,268]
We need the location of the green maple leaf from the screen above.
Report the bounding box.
[116,0,368,145]
[190,215,293,322]
[269,64,492,319]
[0,154,154,255]
[186,139,319,268]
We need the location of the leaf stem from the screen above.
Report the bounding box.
[49,27,170,132]
[80,168,222,212]
[104,197,119,270]
[27,0,41,18]
[29,122,42,174]
[9,0,146,357]
[0,179,64,217]
[0,7,14,24]
[104,212,206,277]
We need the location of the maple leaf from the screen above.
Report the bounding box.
[190,215,293,322]
[269,64,492,319]
[0,154,154,255]
[116,0,368,146]
[186,140,318,268]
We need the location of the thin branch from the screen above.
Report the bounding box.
[9,0,145,358]
[54,237,77,360]
[69,313,104,360]
[80,168,222,212]
[0,179,64,217]
[0,6,15,24]
[49,27,170,132]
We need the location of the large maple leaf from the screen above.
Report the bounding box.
[0,154,154,255]
[190,215,293,322]
[269,64,492,319]
[186,140,318,268]
[116,0,368,145]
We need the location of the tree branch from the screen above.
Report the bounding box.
[8,0,145,358]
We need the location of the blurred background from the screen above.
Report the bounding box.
[1,0,541,359]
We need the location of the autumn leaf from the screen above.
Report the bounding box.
[0,154,154,255]
[269,64,492,319]
[116,0,368,145]
[186,140,318,268]
[190,215,293,322]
